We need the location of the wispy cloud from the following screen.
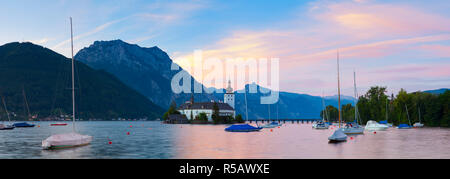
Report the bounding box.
[52,16,131,50]
[173,0,450,95]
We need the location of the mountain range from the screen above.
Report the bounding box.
[4,40,443,120]
[0,42,163,120]
[424,88,449,94]
[75,40,355,119]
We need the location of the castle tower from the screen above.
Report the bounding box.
[224,80,235,109]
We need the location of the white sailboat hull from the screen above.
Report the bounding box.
[413,123,424,128]
[342,127,364,134]
[365,120,389,131]
[312,123,329,129]
[42,132,92,149]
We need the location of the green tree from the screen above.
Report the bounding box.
[235,114,244,123]
[162,100,180,120]
[195,112,208,121]
[212,102,220,123]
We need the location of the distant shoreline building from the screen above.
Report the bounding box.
[177,80,235,121]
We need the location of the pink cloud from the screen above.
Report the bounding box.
[172,0,450,95]
[419,44,450,58]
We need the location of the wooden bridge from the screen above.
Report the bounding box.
[246,119,320,124]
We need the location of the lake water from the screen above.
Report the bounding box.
[1,121,450,159]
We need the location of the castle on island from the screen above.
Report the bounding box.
[176,80,235,121]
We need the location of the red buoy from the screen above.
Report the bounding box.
[270,129,273,132]
[108,141,112,144]
[374,131,377,134]
[127,132,130,135]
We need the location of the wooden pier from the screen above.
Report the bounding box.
[246,119,319,124]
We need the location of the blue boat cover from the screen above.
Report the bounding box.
[398,124,410,128]
[379,120,388,124]
[225,124,260,131]
[13,122,35,127]
[270,122,279,125]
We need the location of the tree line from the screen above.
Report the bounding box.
[320,86,449,127]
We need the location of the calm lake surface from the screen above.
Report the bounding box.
[1,121,450,159]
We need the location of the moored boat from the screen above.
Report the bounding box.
[50,122,68,126]
[379,120,393,127]
[397,105,413,129]
[42,18,92,150]
[397,123,412,129]
[0,124,15,130]
[261,121,281,128]
[341,71,364,135]
[13,122,35,128]
[328,128,347,143]
[413,122,424,128]
[312,121,329,129]
[225,124,262,132]
[1,96,15,130]
[365,120,389,131]
[342,122,365,134]
[328,50,348,143]
[42,132,92,149]
[413,106,424,128]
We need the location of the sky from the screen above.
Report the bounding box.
[1,0,449,97]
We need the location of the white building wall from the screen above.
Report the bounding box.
[178,108,235,121]
[224,93,235,110]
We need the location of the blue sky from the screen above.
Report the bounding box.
[1,0,449,96]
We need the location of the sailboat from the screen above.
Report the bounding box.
[42,17,92,149]
[379,99,393,127]
[261,104,281,128]
[397,104,412,129]
[12,87,35,128]
[313,94,329,129]
[0,95,15,130]
[341,71,364,134]
[328,50,347,142]
[413,106,424,128]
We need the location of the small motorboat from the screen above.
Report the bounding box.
[342,122,364,134]
[397,124,412,129]
[51,123,68,126]
[413,122,424,128]
[12,122,35,128]
[225,124,262,132]
[42,132,93,150]
[0,124,15,130]
[365,120,389,131]
[312,121,329,129]
[261,121,282,128]
[328,128,347,143]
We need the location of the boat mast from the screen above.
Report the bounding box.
[22,86,31,120]
[353,70,358,124]
[337,50,341,128]
[322,92,326,122]
[405,104,411,126]
[276,102,279,121]
[1,96,11,122]
[386,99,388,122]
[70,17,75,133]
[418,105,421,123]
[244,86,248,121]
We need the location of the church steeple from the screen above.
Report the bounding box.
[224,79,235,110]
[226,79,233,94]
